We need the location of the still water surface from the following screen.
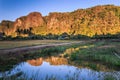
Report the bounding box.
[0,57,120,80]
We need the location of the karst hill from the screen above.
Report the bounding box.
[0,5,120,38]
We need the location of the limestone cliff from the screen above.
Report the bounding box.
[0,5,120,37]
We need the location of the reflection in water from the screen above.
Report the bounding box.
[63,44,95,55]
[45,56,68,65]
[59,47,80,58]
[0,57,120,80]
[60,45,94,57]
[27,56,68,66]
[27,58,43,66]
[63,47,79,56]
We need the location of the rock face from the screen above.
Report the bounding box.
[45,5,120,36]
[14,12,44,29]
[45,12,74,34]
[0,5,120,37]
[0,20,14,36]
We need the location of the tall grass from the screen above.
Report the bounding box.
[68,41,120,70]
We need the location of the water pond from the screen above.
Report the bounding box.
[0,56,120,80]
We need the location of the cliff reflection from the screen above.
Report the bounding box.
[27,56,68,66]
[45,56,68,65]
[61,45,94,57]
[27,58,43,66]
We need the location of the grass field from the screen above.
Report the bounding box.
[0,40,76,49]
[67,41,120,71]
[0,40,120,71]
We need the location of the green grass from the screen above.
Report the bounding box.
[104,74,117,80]
[68,41,120,71]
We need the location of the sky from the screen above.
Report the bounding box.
[0,0,120,22]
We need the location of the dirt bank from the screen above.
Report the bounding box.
[0,41,82,54]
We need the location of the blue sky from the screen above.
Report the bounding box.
[0,0,120,22]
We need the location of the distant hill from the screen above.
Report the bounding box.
[0,5,120,37]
